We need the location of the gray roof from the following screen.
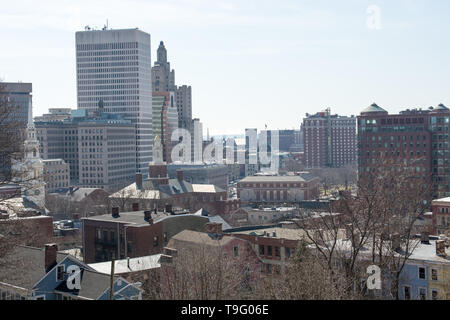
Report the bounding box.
[0,246,68,290]
[82,210,169,226]
[361,103,388,114]
[240,173,318,183]
[434,103,449,111]
[54,268,121,299]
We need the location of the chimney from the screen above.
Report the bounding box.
[163,247,178,257]
[160,254,173,264]
[112,207,120,218]
[127,257,130,269]
[272,231,277,237]
[421,231,430,244]
[144,210,152,222]
[177,170,183,182]
[45,244,58,273]
[391,233,401,251]
[436,240,446,257]
[205,222,222,235]
[136,173,143,190]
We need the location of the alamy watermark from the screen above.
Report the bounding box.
[366,5,382,30]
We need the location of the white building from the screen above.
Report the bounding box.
[75,28,153,177]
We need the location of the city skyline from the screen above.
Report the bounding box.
[1,0,450,135]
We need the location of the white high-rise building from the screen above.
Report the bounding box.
[75,28,153,176]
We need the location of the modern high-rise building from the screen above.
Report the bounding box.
[358,103,450,199]
[151,41,175,92]
[75,28,153,177]
[1,82,32,136]
[152,92,178,163]
[176,85,192,130]
[1,82,33,181]
[303,108,357,168]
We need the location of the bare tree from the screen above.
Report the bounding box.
[294,156,429,299]
[159,242,259,300]
[255,239,353,300]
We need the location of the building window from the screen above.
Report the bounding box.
[431,269,438,281]
[153,236,159,247]
[267,264,272,274]
[259,245,265,255]
[163,232,168,244]
[404,286,411,300]
[275,246,280,257]
[267,245,273,256]
[418,267,426,279]
[431,289,439,300]
[285,247,291,258]
[233,245,239,257]
[419,288,426,300]
[56,265,65,281]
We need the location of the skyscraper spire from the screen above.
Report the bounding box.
[157,41,167,64]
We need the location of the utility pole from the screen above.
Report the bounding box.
[109,254,115,300]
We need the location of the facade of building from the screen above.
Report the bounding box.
[237,174,320,204]
[43,159,70,193]
[34,108,72,122]
[303,108,357,168]
[35,110,136,191]
[75,28,153,177]
[228,226,310,275]
[167,163,229,190]
[82,209,211,263]
[357,103,450,199]
[152,92,178,163]
[151,41,175,92]
[176,85,192,130]
[431,197,450,236]
[1,82,32,135]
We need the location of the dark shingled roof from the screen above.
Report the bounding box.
[54,269,119,300]
[0,246,68,290]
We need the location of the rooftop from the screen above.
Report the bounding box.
[82,210,169,226]
[239,173,318,183]
[360,103,388,114]
[170,229,234,247]
[88,254,162,274]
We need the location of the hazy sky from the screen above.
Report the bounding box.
[1,0,450,135]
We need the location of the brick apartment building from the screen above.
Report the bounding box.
[160,223,262,297]
[357,103,450,199]
[236,173,319,204]
[303,108,357,168]
[82,208,225,263]
[431,197,450,236]
[228,227,306,275]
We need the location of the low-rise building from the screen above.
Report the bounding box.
[0,244,142,300]
[237,173,320,204]
[431,197,450,236]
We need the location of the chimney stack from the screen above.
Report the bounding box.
[144,210,152,222]
[421,231,430,244]
[205,222,222,235]
[391,233,401,251]
[45,244,58,273]
[436,240,447,257]
[112,207,120,218]
[177,170,183,182]
[136,173,143,190]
